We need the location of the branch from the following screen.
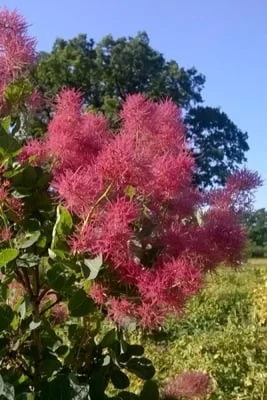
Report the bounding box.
[81,182,112,233]
[21,269,34,300]
[34,265,40,297]
[15,269,26,287]
[17,360,33,380]
[38,288,56,303]
[40,296,62,316]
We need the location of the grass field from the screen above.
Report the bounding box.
[129,259,267,399]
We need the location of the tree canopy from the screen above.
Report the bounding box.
[34,32,249,188]
[245,208,267,256]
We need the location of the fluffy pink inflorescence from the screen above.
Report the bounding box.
[0,8,36,112]
[0,227,12,242]
[107,297,137,327]
[46,89,110,171]
[40,293,69,325]
[0,8,35,79]
[90,283,108,305]
[19,139,48,166]
[22,90,261,328]
[163,371,211,399]
[208,168,262,213]
[0,178,23,219]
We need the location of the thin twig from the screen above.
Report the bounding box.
[34,265,40,297]
[38,288,56,303]
[40,296,61,316]
[81,182,113,233]
[21,269,34,300]
[15,269,26,287]
[17,360,33,380]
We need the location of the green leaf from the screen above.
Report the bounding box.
[39,374,72,400]
[1,382,15,400]
[111,369,130,389]
[55,345,69,357]
[0,304,14,330]
[21,218,41,232]
[16,253,40,268]
[4,78,33,108]
[102,354,111,366]
[89,368,108,400]
[11,166,38,191]
[0,125,21,158]
[83,254,103,279]
[115,392,139,400]
[0,283,9,302]
[69,289,96,317]
[47,267,67,291]
[41,353,62,376]
[29,320,41,331]
[0,249,19,267]
[3,163,27,179]
[17,300,26,319]
[110,340,121,358]
[41,320,61,348]
[117,340,142,363]
[16,231,41,249]
[140,381,159,400]
[51,205,73,250]
[69,375,90,400]
[47,264,75,292]
[100,328,116,347]
[124,185,136,200]
[10,313,20,330]
[126,344,144,357]
[0,374,4,396]
[0,117,11,134]
[36,171,51,189]
[0,338,10,356]
[128,344,144,357]
[126,357,155,380]
[15,394,34,400]
[36,235,47,249]
[11,190,31,199]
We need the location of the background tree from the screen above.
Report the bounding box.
[244,208,267,257]
[34,32,249,188]
[185,106,249,187]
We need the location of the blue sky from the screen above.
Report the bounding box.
[3,0,267,208]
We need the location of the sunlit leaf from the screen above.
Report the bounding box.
[0,249,19,267]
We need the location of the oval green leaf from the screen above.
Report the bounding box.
[69,289,96,317]
[0,248,19,267]
[126,357,155,380]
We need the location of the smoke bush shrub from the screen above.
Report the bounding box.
[0,7,261,399]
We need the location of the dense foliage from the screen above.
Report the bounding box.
[33,32,249,188]
[0,7,261,399]
[245,208,267,257]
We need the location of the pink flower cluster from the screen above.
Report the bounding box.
[0,8,37,113]
[22,90,260,328]
[163,371,211,399]
[0,178,23,219]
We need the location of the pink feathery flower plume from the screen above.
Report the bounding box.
[163,371,211,399]
[21,90,261,329]
[0,8,36,113]
[0,8,35,81]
